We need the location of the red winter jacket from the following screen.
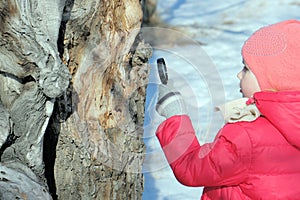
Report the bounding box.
[156,91,300,199]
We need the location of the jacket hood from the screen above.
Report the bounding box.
[254,91,300,148]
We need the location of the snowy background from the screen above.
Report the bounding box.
[142,1,300,200]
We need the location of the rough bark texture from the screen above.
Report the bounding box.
[0,0,152,199]
[0,0,69,198]
[52,0,152,199]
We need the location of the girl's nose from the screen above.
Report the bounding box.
[237,70,243,80]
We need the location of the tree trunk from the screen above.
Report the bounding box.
[0,0,69,199]
[0,0,151,199]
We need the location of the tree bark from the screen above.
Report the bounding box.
[53,0,152,198]
[0,0,151,199]
[0,0,69,198]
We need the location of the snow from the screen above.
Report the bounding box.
[142,1,300,199]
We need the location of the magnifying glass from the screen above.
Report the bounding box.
[157,58,168,85]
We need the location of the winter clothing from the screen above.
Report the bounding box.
[156,84,186,118]
[215,97,260,123]
[242,19,300,91]
[156,91,300,199]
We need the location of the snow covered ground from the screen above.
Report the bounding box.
[142,1,300,199]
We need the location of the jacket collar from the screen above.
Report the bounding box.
[216,97,260,123]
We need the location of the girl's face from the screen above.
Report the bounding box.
[237,63,261,98]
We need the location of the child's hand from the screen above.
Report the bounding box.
[156,84,186,118]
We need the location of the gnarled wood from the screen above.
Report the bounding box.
[0,0,151,199]
[53,0,152,199]
[0,0,70,198]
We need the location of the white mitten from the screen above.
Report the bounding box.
[156,84,186,118]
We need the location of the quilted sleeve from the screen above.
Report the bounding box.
[156,115,252,187]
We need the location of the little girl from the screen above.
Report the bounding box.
[155,19,300,199]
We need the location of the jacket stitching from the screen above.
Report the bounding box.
[235,124,253,177]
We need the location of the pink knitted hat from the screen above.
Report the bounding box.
[242,20,300,91]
